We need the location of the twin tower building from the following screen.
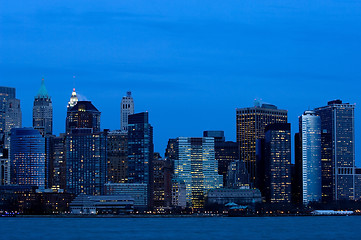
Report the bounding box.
[237,100,356,204]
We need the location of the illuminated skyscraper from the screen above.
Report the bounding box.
[10,128,45,188]
[120,91,134,132]
[0,87,15,135]
[66,129,107,195]
[33,79,53,136]
[259,123,291,203]
[67,88,78,109]
[172,137,223,208]
[314,100,355,201]
[107,130,128,183]
[236,103,288,186]
[4,98,22,148]
[66,101,101,134]
[298,111,322,204]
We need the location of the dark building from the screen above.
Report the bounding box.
[66,101,101,134]
[226,160,250,189]
[258,123,291,203]
[152,153,173,209]
[66,129,107,195]
[127,112,154,207]
[314,100,356,201]
[10,128,45,188]
[33,79,53,136]
[203,131,239,187]
[0,86,15,136]
[107,130,128,183]
[293,133,302,204]
[48,134,67,190]
[236,103,288,186]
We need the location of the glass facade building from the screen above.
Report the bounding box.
[172,137,223,208]
[66,129,107,195]
[299,111,322,204]
[10,128,45,188]
[314,100,355,201]
[107,130,128,183]
[236,103,288,186]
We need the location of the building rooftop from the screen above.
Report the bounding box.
[36,78,50,99]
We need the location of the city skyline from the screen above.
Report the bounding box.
[1,1,361,166]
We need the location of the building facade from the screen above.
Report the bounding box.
[66,101,101,134]
[236,103,288,186]
[314,100,355,201]
[104,183,148,209]
[107,130,128,183]
[10,128,45,188]
[33,79,53,136]
[172,137,223,208]
[66,130,107,195]
[120,91,134,132]
[299,111,322,204]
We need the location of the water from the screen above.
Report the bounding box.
[1,216,360,240]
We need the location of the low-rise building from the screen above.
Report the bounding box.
[104,183,148,209]
[206,187,262,206]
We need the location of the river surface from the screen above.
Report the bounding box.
[1,216,360,240]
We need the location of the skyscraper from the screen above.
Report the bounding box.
[127,112,154,207]
[33,79,53,136]
[120,91,134,132]
[66,101,101,134]
[261,123,292,203]
[67,88,78,109]
[66,129,107,195]
[203,131,239,186]
[10,128,45,188]
[236,103,288,186]
[48,134,67,190]
[107,130,128,183]
[314,100,355,201]
[0,87,15,135]
[299,111,322,204]
[172,137,223,208]
[4,98,22,148]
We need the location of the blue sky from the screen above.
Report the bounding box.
[1,1,361,163]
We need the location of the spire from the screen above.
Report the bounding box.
[36,78,50,99]
[67,88,78,109]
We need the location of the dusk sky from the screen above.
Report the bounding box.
[1,1,361,164]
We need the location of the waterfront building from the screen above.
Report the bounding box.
[203,131,239,187]
[104,183,148,209]
[66,129,107,195]
[236,102,288,186]
[172,137,223,208]
[206,187,262,206]
[33,79,53,136]
[0,149,10,185]
[314,100,355,201]
[257,123,291,203]
[127,112,154,207]
[298,111,322,204]
[152,155,173,209]
[355,168,361,201]
[120,91,134,132]
[66,101,101,134]
[10,128,45,188]
[171,178,187,208]
[107,130,128,183]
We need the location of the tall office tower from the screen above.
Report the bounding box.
[293,133,302,204]
[314,100,356,201]
[66,129,107,195]
[66,101,101,134]
[107,130,128,183]
[33,79,53,136]
[0,87,15,134]
[120,91,134,132]
[10,128,45,188]
[236,103,288,186]
[4,98,22,148]
[298,111,322,204]
[152,153,173,209]
[127,112,154,207]
[203,131,239,187]
[258,123,291,203]
[48,135,66,190]
[226,160,250,188]
[67,88,78,109]
[172,137,223,208]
